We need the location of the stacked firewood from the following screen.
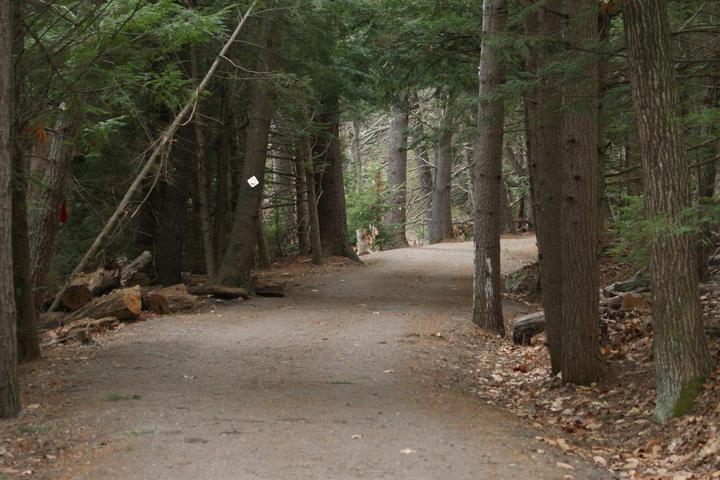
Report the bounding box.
[40,251,286,344]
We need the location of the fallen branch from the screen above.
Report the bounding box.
[48,2,257,312]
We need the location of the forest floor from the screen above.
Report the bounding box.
[0,234,613,480]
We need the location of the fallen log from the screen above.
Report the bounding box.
[67,286,142,322]
[253,280,287,297]
[39,311,67,330]
[72,267,121,296]
[188,284,249,300]
[512,311,545,345]
[121,251,152,286]
[141,284,198,313]
[60,283,93,311]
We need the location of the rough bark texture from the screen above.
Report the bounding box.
[412,122,433,233]
[295,154,311,255]
[213,85,233,270]
[302,140,323,265]
[189,44,215,279]
[216,19,279,287]
[1,0,21,416]
[624,0,712,421]
[524,0,565,374]
[315,100,358,260]
[29,117,76,305]
[429,105,454,244]
[383,107,409,248]
[11,0,40,362]
[560,0,602,385]
[472,0,507,334]
[351,118,363,192]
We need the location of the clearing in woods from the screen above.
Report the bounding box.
[9,236,609,479]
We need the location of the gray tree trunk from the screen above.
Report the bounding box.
[523,0,564,374]
[624,0,712,421]
[383,107,410,248]
[217,19,279,287]
[561,0,602,385]
[1,0,21,417]
[472,0,507,334]
[429,102,454,244]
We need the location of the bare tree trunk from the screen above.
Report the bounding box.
[523,0,564,374]
[315,100,358,260]
[429,104,454,244]
[412,120,433,234]
[189,44,215,279]
[295,154,311,254]
[351,118,363,192]
[214,85,233,270]
[29,116,76,305]
[217,19,279,287]
[624,0,712,421]
[560,0,602,385]
[11,0,40,362]
[257,206,271,269]
[1,0,21,417]
[472,0,507,334]
[383,106,409,248]
[302,140,323,265]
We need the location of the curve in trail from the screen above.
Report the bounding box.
[46,237,607,480]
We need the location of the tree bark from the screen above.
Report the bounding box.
[29,116,77,306]
[189,43,216,280]
[214,85,233,270]
[560,0,602,385]
[412,120,433,234]
[1,0,21,416]
[295,153,311,255]
[472,0,507,334]
[429,101,454,244]
[217,18,279,287]
[383,106,410,248]
[351,118,363,192]
[11,0,40,362]
[624,0,712,421]
[524,0,565,374]
[315,99,358,260]
[302,139,323,265]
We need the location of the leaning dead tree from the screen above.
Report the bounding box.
[48,2,257,312]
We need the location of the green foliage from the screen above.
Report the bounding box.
[345,186,390,247]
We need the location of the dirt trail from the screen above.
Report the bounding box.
[15,237,608,479]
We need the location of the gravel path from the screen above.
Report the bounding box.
[42,237,608,479]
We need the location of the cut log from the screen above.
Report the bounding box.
[188,284,249,299]
[253,280,287,297]
[141,284,198,314]
[60,284,93,311]
[121,251,152,286]
[69,267,121,296]
[124,272,150,288]
[512,311,545,345]
[67,286,142,322]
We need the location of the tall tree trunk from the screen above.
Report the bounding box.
[29,116,77,305]
[302,139,323,265]
[429,105,454,244]
[524,0,565,374]
[11,0,40,362]
[1,0,21,417]
[472,0,507,334]
[315,100,358,260]
[624,0,712,421]
[351,118,363,192]
[217,19,279,287]
[189,44,215,279]
[560,0,602,385]
[383,106,409,248]
[295,154,311,255]
[412,121,433,235]
[153,131,190,285]
[257,206,272,269]
[213,85,233,271]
